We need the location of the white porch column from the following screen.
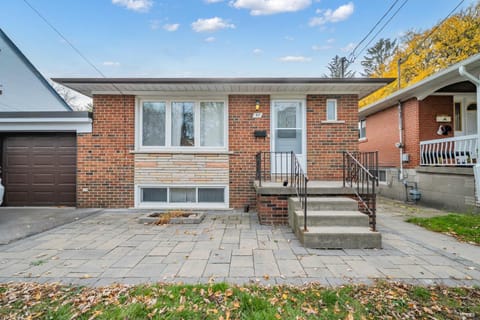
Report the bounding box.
[459,66,480,203]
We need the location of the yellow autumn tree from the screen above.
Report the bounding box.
[360,2,480,108]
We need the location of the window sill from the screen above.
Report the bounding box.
[358,138,368,143]
[321,120,345,124]
[131,149,233,155]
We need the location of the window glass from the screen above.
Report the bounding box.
[172,102,195,147]
[142,102,166,146]
[326,99,337,121]
[142,188,167,202]
[359,119,366,139]
[200,102,224,147]
[170,188,196,203]
[198,188,225,203]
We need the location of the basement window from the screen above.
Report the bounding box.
[138,186,227,207]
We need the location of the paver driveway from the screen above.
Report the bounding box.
[0,199,479,287]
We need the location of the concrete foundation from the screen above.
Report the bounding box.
[377,167,479,213]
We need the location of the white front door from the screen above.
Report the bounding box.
[271,100,306,174]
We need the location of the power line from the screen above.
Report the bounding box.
[354,0,409,62]
[21,0,125,95]
[349,0,401,62]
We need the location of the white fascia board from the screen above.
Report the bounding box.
[0,118,92,133]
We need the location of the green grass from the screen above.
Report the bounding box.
[1,282,479,320]
[407,213,480,244]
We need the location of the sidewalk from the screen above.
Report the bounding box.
[0,198,479,287]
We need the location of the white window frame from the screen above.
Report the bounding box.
[135,184,229,209]
[136,97,228,152]
[359,119,367,140]
[326,99,337,121]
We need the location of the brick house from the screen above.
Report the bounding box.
[54,77,392,217]
[359,53,480,211]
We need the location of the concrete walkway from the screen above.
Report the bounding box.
[0,199,479,287]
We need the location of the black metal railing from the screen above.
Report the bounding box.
[255,151,309,231]
[343,151,378,231]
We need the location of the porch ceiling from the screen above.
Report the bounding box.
[52,77,394,99]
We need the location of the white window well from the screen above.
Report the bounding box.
[137,185,228,208]
[326,99,337,121]
[138,99,227,151]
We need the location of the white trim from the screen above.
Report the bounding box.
[326,99,337,121]
[135,184,229,209]
[270,99,307,170]
[0,118,92,133]
[135,96,228,152]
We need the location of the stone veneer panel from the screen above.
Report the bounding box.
[135,153,229,185]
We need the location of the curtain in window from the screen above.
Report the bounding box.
[200,102,224,147]
[172,102,195,146]
[142,102,166,146]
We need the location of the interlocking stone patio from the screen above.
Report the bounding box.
[0,198,479,287]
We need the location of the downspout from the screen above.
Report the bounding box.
[459,66,480,203]
[398,100,404,181]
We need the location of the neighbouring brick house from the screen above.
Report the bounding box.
[54,77,392,218]
[359,53,480,211]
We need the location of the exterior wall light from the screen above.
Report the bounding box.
[255,99,260,111]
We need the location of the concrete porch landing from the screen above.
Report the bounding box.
[254,180,353,195]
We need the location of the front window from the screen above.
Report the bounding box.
[139,100,226,149]
[142,102,166,146]
[326,99,337,121]
[171,102,195,147]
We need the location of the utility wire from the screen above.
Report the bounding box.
[354,0,409,62]
[349,0,401,62]
[21,0,124,95]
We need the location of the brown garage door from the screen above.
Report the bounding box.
[2,134,76,206]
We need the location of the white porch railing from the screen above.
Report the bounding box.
[420,135,477,166]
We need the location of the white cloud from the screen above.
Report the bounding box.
[112,0,153,12]
[327,38,335,44]
[253,48,263,55]
[341,42,356,52]
[192,17,235,32]
[311,44,331,51]
[284,35,294,41]
[279,55,312,62]
[103,61,120,66]
[231,0,311,15]
[309,2,354,26]
[204,36,216,42]
[163,23,180,31]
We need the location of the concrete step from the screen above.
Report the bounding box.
[294,210,370,228]
[299,226,382,249]
[289,196,358,211]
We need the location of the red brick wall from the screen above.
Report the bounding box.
[77,95,135,208]
[228,95,270,209]
[359,105,399,167]
[256,194,289,225]
[306,95,359,179]
[419,96,454,141]
[360,96,454,169]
